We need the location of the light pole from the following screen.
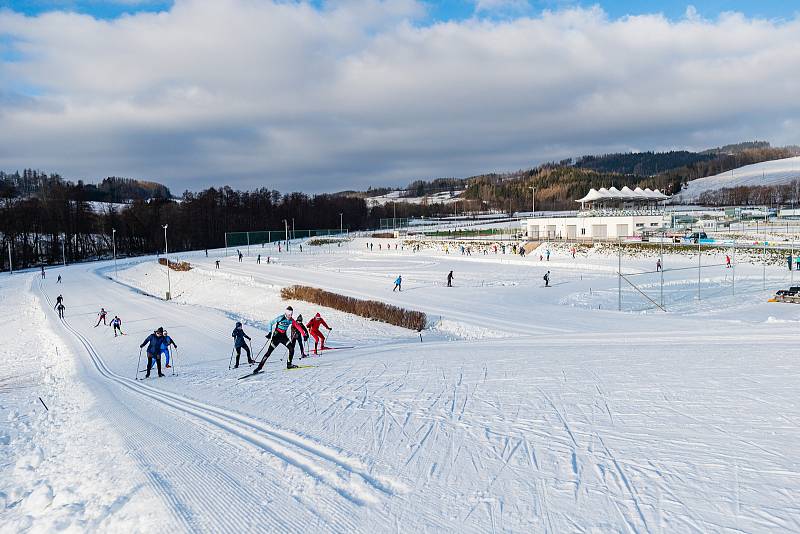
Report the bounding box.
[292,218,295,243]
[529,186,536,215]
[112,229,117,279]
[283,219,288,251]
[339,213,343,235]
[61,234,66,266]
[7,242,12,274]
[163,224,171,300]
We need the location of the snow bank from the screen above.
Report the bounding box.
[0,275,165,532]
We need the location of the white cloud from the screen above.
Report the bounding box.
[0,0,799,192]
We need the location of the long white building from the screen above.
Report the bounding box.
[522,186,671,240]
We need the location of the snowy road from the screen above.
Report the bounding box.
[5,239,800,532]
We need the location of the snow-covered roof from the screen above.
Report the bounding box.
[575,187,669,203]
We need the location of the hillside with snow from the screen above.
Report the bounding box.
[674,156,800,202]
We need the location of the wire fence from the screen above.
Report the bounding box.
[224,229,345,255]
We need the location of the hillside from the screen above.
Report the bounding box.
[672,156,800,204]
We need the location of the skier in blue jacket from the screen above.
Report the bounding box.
[231,321,253,368]
[140,328,165,378]
[252,306,305,373]
[393,275,402,292]
[161,330,178,369]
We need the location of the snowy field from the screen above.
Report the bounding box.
[4,237,800,532]
[674,156,800,202]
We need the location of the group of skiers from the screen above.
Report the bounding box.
[139,327,178,378]
[95,307,124,336]
[233,307,332,372]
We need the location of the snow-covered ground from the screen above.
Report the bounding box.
[365,190,463,207]
[674,156,800,202]
[4,237,800,532]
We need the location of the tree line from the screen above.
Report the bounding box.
[0,179,461,271]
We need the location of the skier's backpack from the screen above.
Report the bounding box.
[543,275,547,281]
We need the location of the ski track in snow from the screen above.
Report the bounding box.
[9,239,800,532]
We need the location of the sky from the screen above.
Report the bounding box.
[1,0,799,193]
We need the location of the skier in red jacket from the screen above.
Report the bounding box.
[306,313,331,355]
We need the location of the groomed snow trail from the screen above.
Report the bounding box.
[35,274,406,533]
[17,239,800,532]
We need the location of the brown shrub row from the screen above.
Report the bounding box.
[281,285,427,331]
[158,258,192,271]
[371,232,395,239]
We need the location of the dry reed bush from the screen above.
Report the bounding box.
[281,285,427,331]
[158,258,192,271]
[371,233,394,238]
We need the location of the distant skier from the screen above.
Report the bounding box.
[546,249,551,261]
[111,315,124,336]
[257,254,261,264]
[290,314,310,359]
[161,330,177,369]
[726,255,731,268]
[57,274,62,283]
[656,259,662,272]
[54,294,63,309]
[140,328,166,378]
[393,275,402,292]
[231,321,253,368]
[56,302,66,318]
[252,306,306,372]
[447,270,454,287]
[238,250,243,262]
[543,271,550,287]
[41,266,45,279]
[306,312,331,355]
[95,307,108,327]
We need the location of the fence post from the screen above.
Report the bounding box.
[618,237,622,311]
[697,238,701,301]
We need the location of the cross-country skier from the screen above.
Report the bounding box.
[238,250,243,262]
[393,275,402,292]
[95,307,108,327]
[290,314,310,359]
[306,312,331,355]
[543,271,550,287]
[56,302,65,318]
[215,260,220,269]
[41,266,45,279]
[726,255,731,268]
[140,328,165,378]
[111,315,124,336]
[257,254,261,264]
[161,330,177,369]
[54,294,63,309]
[252,306,306,372]
[447,270,454,287]
[231,321,253,368]
[57,274,62,284]
[656,259,662,272]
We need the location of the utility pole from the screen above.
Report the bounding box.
[112,228,118,279]
[7,242,12,274]
[339,212,343,235]
[163,224,171,300]
[529,186,536,215]
[618,237,622,311]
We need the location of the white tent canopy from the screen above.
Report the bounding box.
[576,187,669,203]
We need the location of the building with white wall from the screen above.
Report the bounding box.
[522,186,671,240]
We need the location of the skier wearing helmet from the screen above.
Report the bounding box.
[306,312,331,355]
[252,306,306,372]
[231,321,253,368]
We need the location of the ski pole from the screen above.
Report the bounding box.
[172,347,177,376]
[228,346,235,370]
[136,347,143,380]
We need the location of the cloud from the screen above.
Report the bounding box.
[0,0,799,193]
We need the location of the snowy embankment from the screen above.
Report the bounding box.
[0,274,164,532]
[674,156,800,202]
